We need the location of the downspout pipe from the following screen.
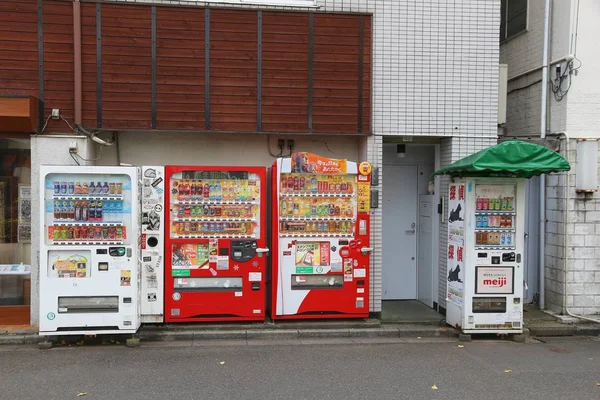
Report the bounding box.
[539,0,551,309]
[73,0,82,125]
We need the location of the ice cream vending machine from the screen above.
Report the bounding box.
[164,166,268,322]
[39,166,140,335]
[445,178,525,334]
[271,153,373,320]
[139,166,165,323]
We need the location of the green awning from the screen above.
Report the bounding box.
[433,140,570,178]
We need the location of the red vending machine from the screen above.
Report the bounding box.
[271,153,372,320]
[165,166,268,322]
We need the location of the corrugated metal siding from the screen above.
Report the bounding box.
[155,7,205,130]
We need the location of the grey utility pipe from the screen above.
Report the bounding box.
[539,0,551,309]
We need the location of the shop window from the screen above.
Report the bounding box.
[0,142,32,325]
[500,0,528,42]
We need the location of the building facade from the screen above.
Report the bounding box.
[501,0,600,316]
[0,0,502,325]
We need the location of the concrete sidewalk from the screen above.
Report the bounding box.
[2,306,600,346]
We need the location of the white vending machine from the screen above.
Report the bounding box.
[39,166,140,335]
[445,178,525,334]
[139,166,164,323]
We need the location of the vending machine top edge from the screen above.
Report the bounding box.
[39,165,140,335]
[271,153,373,320]
[164,165,268,322]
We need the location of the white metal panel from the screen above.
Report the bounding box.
[39,165,140,335]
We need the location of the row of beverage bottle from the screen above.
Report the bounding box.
[172,221,255,236]
[280,174,354,194]
[280,198,354,218]
[174,204,255,219]
[53,200,123,222]
[53,181,122,196]
[475,231,514,246]
[49,225,126,241]
[476,215,513,229]
[475,196,514,211]
[173,179,257,202]
[280,221,354,234]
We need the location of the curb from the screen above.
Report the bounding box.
[2,325,458,345]
[528,324,600,337]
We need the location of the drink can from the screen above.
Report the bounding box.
[61,227,69,240]
[53,182,60,195]
[482,198,488,210]
[68,182,75,194]
[476,198,482,210]
[116,227,123,240]
[506,233,513,245]
[482,216,489,227]
[500,232,506,245]
[476,216,482,227]
[61,182,68,194]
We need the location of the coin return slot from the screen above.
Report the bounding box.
[98,262,109,271]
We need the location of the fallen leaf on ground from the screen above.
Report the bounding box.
[219,361,225,365]
[457,344,464,348]
[596,383,600,386]
[504,369,512,373]
[417,337,422,339]
[77,393,87,397]
[431,385,438,390]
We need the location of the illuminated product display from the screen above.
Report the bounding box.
[164,166,268,322]
[271,153,372,319]
[39,166,139,336]
[445,178,525,334]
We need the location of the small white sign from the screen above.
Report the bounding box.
[235,291,243,297]
[357,288,365,294]
[249,272,262,282]
[476,266,514,294]
[353,268,366,278]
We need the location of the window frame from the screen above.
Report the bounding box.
[178,0,318,7]
[500,0,529,43]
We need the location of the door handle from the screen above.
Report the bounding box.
[360,247,373,255]
[256,248,269,258]
[406,229,416,234]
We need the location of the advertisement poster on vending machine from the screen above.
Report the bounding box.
[447,183,465,306]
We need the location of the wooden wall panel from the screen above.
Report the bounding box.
[0,1,39,98]
[100,4,151,129]
[312,14,360,134]
[81,2,97,127]
[43,0,74,132]
[261,12,309,133]
[156,7,205,130]
[362,17,371,134]
[209,9,257,132]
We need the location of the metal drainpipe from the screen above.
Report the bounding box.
[539,0,551,309]
[73,0,82,125]
[559,132,600,323]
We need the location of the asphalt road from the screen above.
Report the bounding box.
[1,337,599,400]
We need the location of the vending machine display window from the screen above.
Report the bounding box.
[474,184,516,250]
[165,166,267,322]
[44,173,132,246]
[291,275,344,290]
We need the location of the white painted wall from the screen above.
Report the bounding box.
[96,132,360,168]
